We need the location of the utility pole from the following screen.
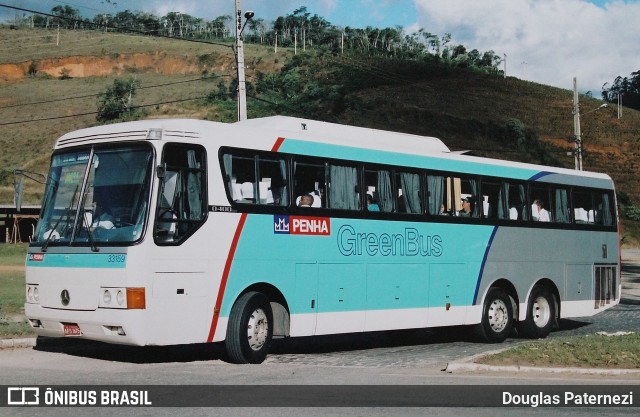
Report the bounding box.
[235,0,247,121]
[503,53,507,79]
[618,93,623,119]
[573,77,582,171]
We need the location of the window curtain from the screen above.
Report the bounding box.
[497,182,509,219]
[187,150,202,220]
[600,193,613,226]
[278,159,289,206]
[469,179,480,217]
[377,170,393,212]
[519,184,529,220]
[427,175,444,215]
[401,173,422,214]
[554,188,569,223]
[329,165,359,210]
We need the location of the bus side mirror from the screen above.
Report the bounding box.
[157,165,166,179]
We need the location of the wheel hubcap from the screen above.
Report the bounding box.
[532,296,551,328]
[246,308,269,351]
[488,299,509,332]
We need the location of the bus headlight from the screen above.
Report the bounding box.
[26,284,40,304]
[99,287,145,309]
[116,290,125,306]
[102,289,112,305]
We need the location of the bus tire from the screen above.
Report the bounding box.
[519,286,555,339]
[475,288,513,343]
[225,291,273,364]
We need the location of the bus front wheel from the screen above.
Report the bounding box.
[519,286,556,339]
[475,288,513,343]
[225,291,273,364]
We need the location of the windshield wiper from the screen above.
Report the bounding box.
[81,209,99,253]
[41,185,78,252]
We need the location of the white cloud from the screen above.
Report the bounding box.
[414,0,640,94]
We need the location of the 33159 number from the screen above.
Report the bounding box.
[107,254,126,263]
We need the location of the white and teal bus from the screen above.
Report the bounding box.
[25,116,619,363]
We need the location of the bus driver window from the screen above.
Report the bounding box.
[155,144,207,244]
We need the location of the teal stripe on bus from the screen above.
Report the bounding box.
[278,139,542,180]
[26,253,127,269]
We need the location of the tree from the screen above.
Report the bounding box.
[51,5,81,30]
[96,78,140,122]
[602,71,640,111]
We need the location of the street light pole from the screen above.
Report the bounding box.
[572,77,608,171]
[235,0,247,121]
[235,2,254,121]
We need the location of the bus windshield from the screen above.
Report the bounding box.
[33,145,154,247]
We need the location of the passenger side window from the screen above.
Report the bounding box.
[530,185,551,222]
[221,152,289,206]
[155,144,207,244]
[364,167,393,212]
[445,176,480,218]
[293,160,326,208]
[572,189,593,224]
[575,189,614,226]
[293,160,360,210]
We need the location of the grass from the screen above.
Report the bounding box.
[0,243,33,338]
[476,333,640,369]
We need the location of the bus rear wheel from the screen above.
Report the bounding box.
[475,288,513,343]
[519,286,555,339]
[225,291,273,364]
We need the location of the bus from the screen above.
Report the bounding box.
[24,116,620,364]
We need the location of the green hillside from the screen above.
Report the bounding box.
[1,27,639,241]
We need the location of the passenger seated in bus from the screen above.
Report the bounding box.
[297,194,314,207]
[366,194,380,211]
[574,207,589,223]
[533,199,550,222]
[458,196,475,217]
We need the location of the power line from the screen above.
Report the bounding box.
[0,74,231,109]
[0,3,234,49]
[0,95,215,126]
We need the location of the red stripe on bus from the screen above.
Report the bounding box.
[207,212,247,342]
[206,137,284,342]
[272,137,285,152]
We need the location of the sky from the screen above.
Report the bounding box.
[2,0,639,94]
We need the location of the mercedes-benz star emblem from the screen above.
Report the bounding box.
[61,289,70,306]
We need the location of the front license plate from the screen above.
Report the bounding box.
[63,324,82,336]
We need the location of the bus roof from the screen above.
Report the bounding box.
[236,116,451,154]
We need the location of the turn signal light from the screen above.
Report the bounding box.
[126,288,146,309]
